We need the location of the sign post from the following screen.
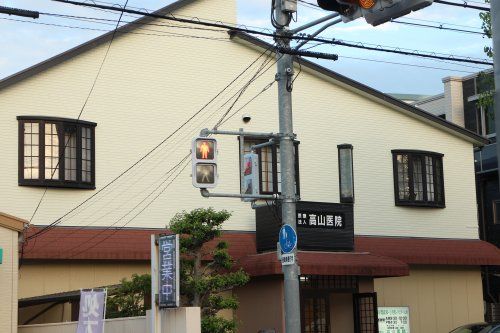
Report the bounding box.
[151,234,180,333]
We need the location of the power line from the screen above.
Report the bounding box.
[53,0,492,65]
[57,70,278,258]
[0,17,231,42]
[26,43,276,242]
[401,17,483,30]
[391,19,487,35]
[434,0,490,11]
[26,0,129,234]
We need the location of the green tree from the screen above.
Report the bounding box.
[106,273,151,319]
[169,208,250,333]
[478,0,494,110]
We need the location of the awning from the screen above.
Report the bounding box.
[238,251,409,277]
[23,227,500,276]
[355,236,500,266]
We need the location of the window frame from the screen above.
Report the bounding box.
[238,137,300,196]
[17,116,96,189]
[391,150,445,208]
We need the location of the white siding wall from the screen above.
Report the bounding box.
[0,0,479,239]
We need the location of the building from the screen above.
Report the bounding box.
[1,0,499,332]
[0,212,27,333]
[414,70,500,320]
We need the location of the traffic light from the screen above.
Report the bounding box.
[192,137,218,188]
[316,0,433,26]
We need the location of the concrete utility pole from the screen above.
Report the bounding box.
[274,1,301,332]
[492,2,500,185]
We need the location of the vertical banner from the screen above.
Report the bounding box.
[242,153,259,202]
[158,234,180,308]
[77,289,107,333]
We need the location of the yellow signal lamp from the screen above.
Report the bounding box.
[358,0,376,9]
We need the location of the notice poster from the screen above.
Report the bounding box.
[378,306,410,333]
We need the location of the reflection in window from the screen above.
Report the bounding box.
[44,123,59,180]
[82,127,92,183]
[65,127,77,181]
[393,150,445,207]
[23,123,39,179]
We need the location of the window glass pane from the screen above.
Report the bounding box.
[412,156,424,201]
[44,123,60,180]
[23,122,39,180]
[484,105,495,135]
[339,147,354,201]
[81,127,92,183]
[425,156,435,202]
[65,130,77,181]
[397,154,409,200]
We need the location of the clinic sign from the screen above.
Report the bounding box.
[378,306,410,333]
[158,234,180,308]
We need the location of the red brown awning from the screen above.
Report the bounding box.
[238,251,409,277]
[355,236,500,266]
[22,227,500,278]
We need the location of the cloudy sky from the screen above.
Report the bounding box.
[0,0,491,95]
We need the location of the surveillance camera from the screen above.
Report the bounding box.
[242,114,252,123]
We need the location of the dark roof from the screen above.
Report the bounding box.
[0,0,197,91]
[230,31,488,146]
[23,227,500,274]
[0,0,487,146]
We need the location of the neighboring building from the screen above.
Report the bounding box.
[0,212,27,333]
[388,93,432,104]
[1,0,499,332]
[414,70,500,320]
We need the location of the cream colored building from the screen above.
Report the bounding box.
[1,0,499,332]
[0,213,27,333]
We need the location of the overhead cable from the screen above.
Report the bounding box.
[52,0,493,65]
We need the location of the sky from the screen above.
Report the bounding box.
[0,0,492,95]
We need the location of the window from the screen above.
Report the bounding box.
[338,144,354,203]
[240,138,300,195]
[392,150,445,208]
[18,116,96,189]
[493,200,500,225]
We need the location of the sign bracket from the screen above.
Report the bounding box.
[200,188,278,200]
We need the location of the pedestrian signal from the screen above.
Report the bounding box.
[192,137,218,188]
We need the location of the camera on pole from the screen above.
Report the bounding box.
[192,137,218,188]
[316,0,433,25]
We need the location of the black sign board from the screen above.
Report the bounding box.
[297,211,345,229]
[256,201,354,252]
[158,234,179,308]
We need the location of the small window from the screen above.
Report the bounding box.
[240,138,300,195]
[18,116,96,189]
[493,200,500,225]
[392,150,445,208]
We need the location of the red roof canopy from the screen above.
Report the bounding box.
[23,227,500,277]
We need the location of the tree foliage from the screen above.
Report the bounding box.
[106,273,151,319]
[169,208,250,333]
[478,0,494,110]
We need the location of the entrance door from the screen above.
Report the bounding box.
[302,292,331,333]
[353,293,379,333]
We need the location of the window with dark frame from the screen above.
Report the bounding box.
[18,116,96,189]
[240,138,300,196]
[392,150,445,208]
[493,200,500,225]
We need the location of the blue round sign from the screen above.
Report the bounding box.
[279,225,297,254]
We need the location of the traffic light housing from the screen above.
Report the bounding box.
[192,137,218,188]
[316,0,433,26]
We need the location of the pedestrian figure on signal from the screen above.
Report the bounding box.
[200,141,210,159]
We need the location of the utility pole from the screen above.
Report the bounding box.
[274,1,301,332]
[492,2,500,186]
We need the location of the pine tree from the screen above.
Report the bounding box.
[169,208,250,333]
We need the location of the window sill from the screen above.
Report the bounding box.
[395,201,445,209]
[19,180,95,190]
